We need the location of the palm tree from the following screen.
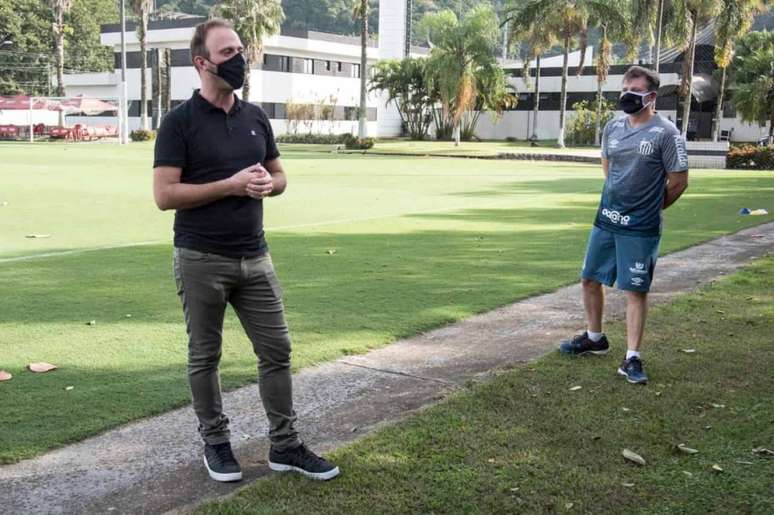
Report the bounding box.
[131,0,153,130]
[352,0,369,138]
[213,0,284,102]
[591,1,631,146]
[677,0,721,139]
[420,5,502,146]
[49,0,74,97]
[730,30,774,144]
[507,17,557,142]
[503,0,620,148]
[711,0,763,141]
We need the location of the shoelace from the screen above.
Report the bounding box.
[628,358,644,374]
[213,444,236,464]
[294,445,325,468]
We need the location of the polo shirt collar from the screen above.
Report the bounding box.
[192,89,243,114]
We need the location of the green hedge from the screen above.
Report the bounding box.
[275,133,352,144]
[727,144,774,170]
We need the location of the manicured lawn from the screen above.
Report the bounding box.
[200,257,774,515]
[0,141,772,463]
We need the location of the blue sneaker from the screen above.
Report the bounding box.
[617,357,648,384]
[559,332,610,355]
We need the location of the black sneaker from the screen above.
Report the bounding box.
[617,356,649,384]
[203,442,242,482]
[559,332,610,355]
[269,444,340,481]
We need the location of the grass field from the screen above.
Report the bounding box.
[200,257,774,515]
[1,141,772,464]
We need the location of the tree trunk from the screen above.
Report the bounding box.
[557,34,570,148]
[242,53,252,102]
[654,0,664,73]
[680,12,698,139]
[531,56,540,140]
[139,22,149,130]
[595,76,603,146]
[358,0,368,138]
[712,66,727,142]
[55,10,65,97]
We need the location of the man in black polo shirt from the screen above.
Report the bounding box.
[153,18,339,482]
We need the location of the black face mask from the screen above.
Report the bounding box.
[619,91,654,114]
[207,53,246,90]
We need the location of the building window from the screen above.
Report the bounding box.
[325,60,331,71]
[337,62,343,73]
[351,64,360,78]
[303,58,313,74]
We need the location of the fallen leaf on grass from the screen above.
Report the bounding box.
[736,460,754,465]
[681,349,696,354]
[510,487,519,492]
[752,447,774,457]
[564,502,574,510]
[569,385,582,391]
[0,370,12,381]
[326,249,336,255]
[710,403,725,409]
[677,444,699,454]
[622,482,635,488]
[712,464,724,473]
[64,386,74,391]
[125,314,132,318]
[622,407,631,412]
[25,234,51,239]
[86,320,96,326]
[28,362,57,373]
[622,449,646,466]
[487,458,496,463]
[682,471,693,477]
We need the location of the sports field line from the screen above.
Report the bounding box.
[0,198,521,263]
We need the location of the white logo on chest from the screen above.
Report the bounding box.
[609,138,620,149]
[639,140,654,156]
[250,129,257,136]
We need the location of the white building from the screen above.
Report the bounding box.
[63,1,771,143]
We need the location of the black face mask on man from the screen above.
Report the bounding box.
[618,90,655,114]
[206,52,246,91]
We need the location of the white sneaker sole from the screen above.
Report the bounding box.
[204,455,243,482]
[617,368,648,384]
[269,461,341,481]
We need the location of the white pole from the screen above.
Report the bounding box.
[119,0,129,144]
[29,96,34,143]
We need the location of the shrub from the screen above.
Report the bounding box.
[130,129,155,142]
[345,136,375,150]
[275,133,352,145]
[727,144,774,170]
[567,99,615,145]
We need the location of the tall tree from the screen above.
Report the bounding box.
[503,0,617,148]
[213,0,284,102]
[507,13,557,142]
[591,0,631,146]
[712,0,763,141]
[677,0,721,139]
[50,0,74,97]
[420,5,502,145]
[352,0,368,138]
[131,0,153,130]
[730,30,774,144]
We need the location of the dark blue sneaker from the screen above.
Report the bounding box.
[559,332,610,355]
[269,444,340,481]
[203,442,242,482]
[617,356,648,384]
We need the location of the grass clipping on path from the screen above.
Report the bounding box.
[201,257,774,514]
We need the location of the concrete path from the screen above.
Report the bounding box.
[1,223,772,514]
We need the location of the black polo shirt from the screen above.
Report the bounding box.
[153,90,280,258]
